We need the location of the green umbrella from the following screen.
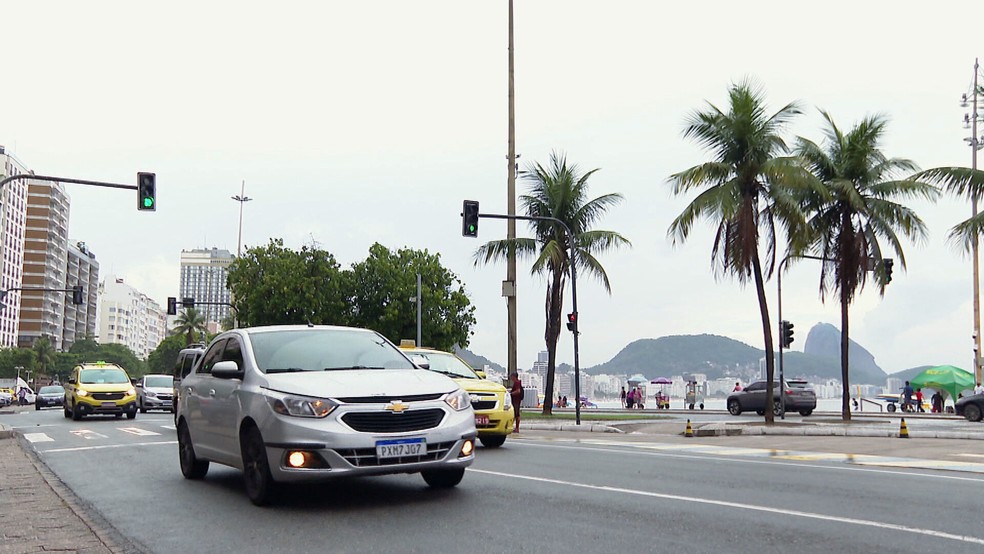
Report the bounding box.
[909,365,977,403]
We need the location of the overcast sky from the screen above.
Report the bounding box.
[2,1,982,375]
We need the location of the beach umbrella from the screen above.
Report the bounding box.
[909,365,976,402]
[651,377,672,384]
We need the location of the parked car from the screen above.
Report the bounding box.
[726,380,817,416]
[0,390,12,407]
[401,344,514,448]
[955,393,984,422]
[64,362,137,420]
[136,374,175,413]
[176,325,477,506]
[35,385,66,410]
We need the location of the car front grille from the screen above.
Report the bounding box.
[338,440,457,467]
[341,409,445,433]
[472,400,497,410]
[91,392,125,401]
[156,394,174,401]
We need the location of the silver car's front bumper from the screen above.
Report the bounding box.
[254,402,477,482]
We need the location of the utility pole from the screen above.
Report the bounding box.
[505,0,518,380]
[963,58,983,384]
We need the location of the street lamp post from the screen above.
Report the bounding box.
[231,180,253,258]
[962,58,984,384]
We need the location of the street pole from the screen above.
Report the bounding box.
[966,58,983,384]
[505,0,518,384]
[416,273,422,347]
[232,180,252,258]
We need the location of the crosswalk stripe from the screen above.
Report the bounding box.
[118,427,161,437]
[24,433,54,443]
[71,430,107,439]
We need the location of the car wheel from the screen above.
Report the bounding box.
[772,400,784,416]
[727,399,742,416]
[127,408,137,420]
[178,421,209,479]
[35,403,40,411]
[755,410,765,416]
[479,435,507,448]
[422,468,465,488]
[71,402,83,421]
[241,426,275,506]
[887,403,896,413]
[964,404,983,422]
[799,409,813,416]
[139,402,147,414]
[64,405,71,418]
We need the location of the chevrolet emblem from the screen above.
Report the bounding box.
[385,400,409,413]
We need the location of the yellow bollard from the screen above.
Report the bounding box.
[899,417,909,439]
[685,419,694,438]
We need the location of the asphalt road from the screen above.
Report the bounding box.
[8,408,984,554]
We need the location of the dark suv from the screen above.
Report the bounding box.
[171,344,205,419]
[727,380,817,416]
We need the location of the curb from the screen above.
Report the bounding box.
[523,423,624,433]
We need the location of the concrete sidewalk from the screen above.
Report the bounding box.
[0,425,143,554]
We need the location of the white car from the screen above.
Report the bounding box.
[0,391,12,406]
[176,325,477,505]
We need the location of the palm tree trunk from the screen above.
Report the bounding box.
[840,283,852,421]
[752,252,776,424]
[541,270,565,415]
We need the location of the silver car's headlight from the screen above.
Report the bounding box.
[145,390,157,398]
[444,388,472,411]
[267,392,337,418]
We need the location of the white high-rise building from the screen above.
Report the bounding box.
[62,240,100,351]
[0,146,29,347]
[97,276,166,360]
[179,248,233,325]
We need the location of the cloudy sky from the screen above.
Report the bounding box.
[2,1,982,376]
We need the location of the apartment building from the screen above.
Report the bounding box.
[18,179,70,350]
[97,276,167,360]
[0,146,29,347]
[179,247,233,325]
[62,240,100,351]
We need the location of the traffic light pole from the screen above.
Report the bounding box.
[475,211,582,425]
[0,174,136,192]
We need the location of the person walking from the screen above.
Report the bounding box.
[509,372,523,433]
[915,388,925,413]
[975,382,984,396]
[17,387,27,406]
[620,386,627,408]
[931,390,943,413]
[902,381,914,413]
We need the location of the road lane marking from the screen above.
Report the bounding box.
[23,433,54,443]
[41,440,177,453]
[471,468,984,546]
[511,440,984,482]
[161,424,176,430]
[118,427,161,436]
[70,430,107,440]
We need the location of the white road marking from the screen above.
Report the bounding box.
[957,453,984,458]
[42,441,177,453]
[70,430,107,440]
[118,427,161,437]
[23,433,54,443]
[472,468,984,546]
[160,424,176,430]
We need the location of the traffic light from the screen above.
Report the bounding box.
[461,200,479,237]
[167,297,178,316]
[566,312,577,332]
[883,258,894,284]
[137,172,156,211]
[780,320,794,349]
[72,285,84,305]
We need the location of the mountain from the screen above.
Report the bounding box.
[802,322,882,377]
[454,346,506,374]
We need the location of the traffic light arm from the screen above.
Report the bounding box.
[0,174,136,192]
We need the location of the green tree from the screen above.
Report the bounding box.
[33,337,56,376]
[0,348,37,379]
[349,243,476,350]
[227,238,351,326]
[912,167,984,249]
[94,343,146,377]
[668,81,809,424]
[172,308,209,346]
[795,112,939,420]
[146,334,187,375]
[475,151,629,415]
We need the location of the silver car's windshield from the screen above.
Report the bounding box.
[249,329,417,374]
[145,376,173,388]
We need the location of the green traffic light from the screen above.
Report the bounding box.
[468,224,475,233]
[143,197,154,208]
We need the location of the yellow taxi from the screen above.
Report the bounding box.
[64,361,138,420]
[401,343,514,448]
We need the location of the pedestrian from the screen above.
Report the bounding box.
[975,382,984,396]
[17,387,27,406]
[626,388,635,410]
[509,372,523,433]
[732,382,743,392]
[931,391,943,413]
[915,388,924,413]
[902,381,914,413]
[562,395,568,408]
[620,386,627,408]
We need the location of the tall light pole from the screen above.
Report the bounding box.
[962,58,983,384]
[232,180,252,258]
[505,0,518,380]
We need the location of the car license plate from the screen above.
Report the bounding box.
[101,402,116,408]
[475,415,489,425]
[376,438,426,459]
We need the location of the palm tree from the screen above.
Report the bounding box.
[33,336,55,377]
[794,111,939,420]
[172,308,208,346]
[912,167,984,248]
[668,80,809,424]
[474,151,629,415]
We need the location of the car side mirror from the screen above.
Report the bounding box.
[409,354,430,370]
[474,370,487,379]
[68,378,76,385]
[212,360,244,379]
